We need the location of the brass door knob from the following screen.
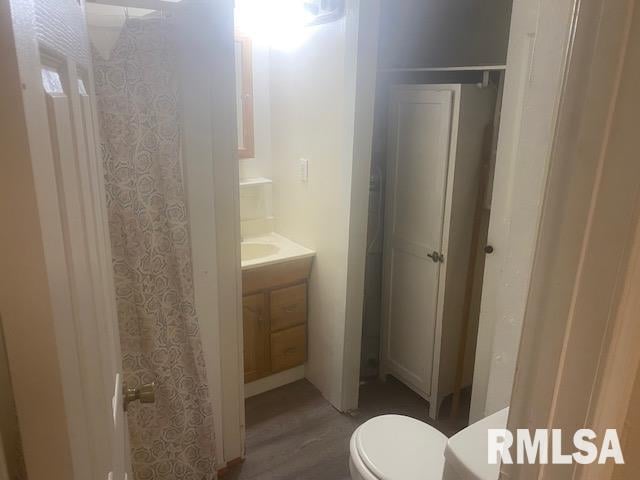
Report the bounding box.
[123,381,156,411]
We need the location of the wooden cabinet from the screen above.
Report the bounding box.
[242,293,270,383]
[242,257,312,383]
[270,284,307,331]
[271,325,306,373]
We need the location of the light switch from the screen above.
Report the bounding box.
[299,158,309,183]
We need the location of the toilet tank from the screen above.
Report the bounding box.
[443,408,510,480]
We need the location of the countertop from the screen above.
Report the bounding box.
[241,232,315,271]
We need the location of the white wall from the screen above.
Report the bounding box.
[470,0,575,421]
[269,19,352,407]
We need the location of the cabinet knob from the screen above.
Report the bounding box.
[485,245,494,254]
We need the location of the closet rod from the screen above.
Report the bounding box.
[86,0,181,11]
[379,65,506,73]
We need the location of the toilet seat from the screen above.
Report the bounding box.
[350,415,447,480]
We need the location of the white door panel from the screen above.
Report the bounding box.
[6,0,129,478]
[381,87,454,399]
[387,250,438,391]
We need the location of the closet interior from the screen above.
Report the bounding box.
[359,0,511,424]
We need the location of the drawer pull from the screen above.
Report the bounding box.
[283,347,297,354]
[283,305,298,313]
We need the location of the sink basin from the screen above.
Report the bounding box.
[241,242,279,261]
[240,233,315,270]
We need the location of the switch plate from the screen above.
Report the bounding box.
[299,158,309,183]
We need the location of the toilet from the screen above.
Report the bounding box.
[349,408,509,480]
[349,415,448,479]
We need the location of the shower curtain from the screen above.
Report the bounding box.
[92,17,215,480]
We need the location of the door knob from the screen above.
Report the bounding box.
[427,251,444,263]
[123,381,156,411]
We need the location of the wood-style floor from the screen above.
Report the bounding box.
[225,377,470,480]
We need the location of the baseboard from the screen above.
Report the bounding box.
[216,457,244,477]
[244,365,305,398]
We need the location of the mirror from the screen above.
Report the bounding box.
[235,36,254,159]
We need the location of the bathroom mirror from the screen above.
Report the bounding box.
[235,36,254,159]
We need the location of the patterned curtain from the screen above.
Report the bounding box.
[92,18,215,480]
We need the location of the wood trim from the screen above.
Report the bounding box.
[235,35,254,160]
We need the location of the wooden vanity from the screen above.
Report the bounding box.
[242,256,313,383]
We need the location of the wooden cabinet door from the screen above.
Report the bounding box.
[270,283,307,331]
[271,325,306,373]
[243,293,270,382]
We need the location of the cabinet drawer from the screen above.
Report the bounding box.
[270,283,307,331]
[271,325,306,373]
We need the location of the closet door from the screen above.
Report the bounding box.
[381,86,454,399]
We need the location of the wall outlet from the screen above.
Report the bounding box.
[299,158,309,183]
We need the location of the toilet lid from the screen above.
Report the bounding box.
[354,415,447,480]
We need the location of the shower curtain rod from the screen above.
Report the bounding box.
[87,0,182,11]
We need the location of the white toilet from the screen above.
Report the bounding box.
[349,408,509,480]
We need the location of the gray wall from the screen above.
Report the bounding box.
[378,0,513,68]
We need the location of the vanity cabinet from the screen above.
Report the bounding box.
[242,257,312,383]
[242,293,270,383]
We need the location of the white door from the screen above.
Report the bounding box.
[380,86,454,399]
[6,0,130,478]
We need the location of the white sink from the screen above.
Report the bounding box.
[240,233,315,270]
[241,242,279,261]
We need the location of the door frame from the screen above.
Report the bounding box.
[179,0,245,470]
[505,0,640,477]
[340,0,589,416]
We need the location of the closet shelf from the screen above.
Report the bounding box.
[378,65,506,73]
[240,177,273,187]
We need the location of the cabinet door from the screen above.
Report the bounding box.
[381,86,455,400]
[270,283,307,331]
[271,325,306,373]
[243,293,270,382]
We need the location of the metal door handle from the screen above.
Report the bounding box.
[427,251,444,263]
[123,381,156,411]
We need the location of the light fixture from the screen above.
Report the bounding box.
[235,0,313,51]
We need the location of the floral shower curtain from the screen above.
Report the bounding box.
[92,17,215,480]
